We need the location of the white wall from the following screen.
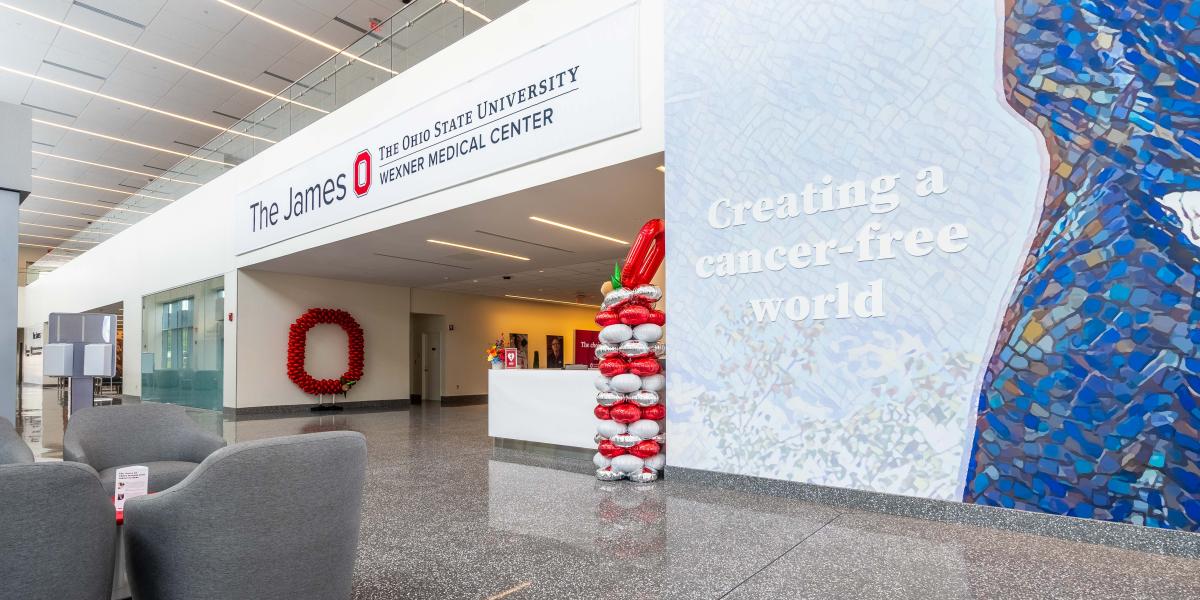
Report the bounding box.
[235,270,411,409]
[19,0,664,408]
[410,289,599,397]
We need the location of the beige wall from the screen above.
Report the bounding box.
[410,289,600,397]
[235,270,411,408]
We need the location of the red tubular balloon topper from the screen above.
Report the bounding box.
[620,219,665,288]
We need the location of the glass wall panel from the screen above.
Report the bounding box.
[141,276,225,413]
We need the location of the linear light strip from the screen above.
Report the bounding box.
[33,175,173,202]
[20,208,130,226]
[19,242,87,252]
[529,216,628,245]
[33,151,202,186]
[215,0,398,75]
[26,195,152,215]
[19,232,100,244]
[0,65,275,144]
[19,221,114,235]
[444,0,492,23]
[427,239,529,261]
[504,294,597,308]
[33,119,235,167]
[0,2,328,114]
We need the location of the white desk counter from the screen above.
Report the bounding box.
[488,368,598,449]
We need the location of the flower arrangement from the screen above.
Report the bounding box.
[486,335,504,365]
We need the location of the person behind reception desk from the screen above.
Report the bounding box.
[547,336,564,369]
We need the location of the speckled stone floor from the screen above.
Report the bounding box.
[15,385,1200,599]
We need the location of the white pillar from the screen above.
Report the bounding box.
[0,102,32,423]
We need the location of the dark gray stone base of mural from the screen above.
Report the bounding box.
[670,466,1200,559]
[224,398,410,419]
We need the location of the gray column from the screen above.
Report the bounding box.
[0,102,32,423]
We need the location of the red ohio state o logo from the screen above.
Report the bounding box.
[353,150,371,197]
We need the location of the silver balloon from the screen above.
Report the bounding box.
[618,339,651,358]
[596,391,624,406]
[595,467,625,481]
[628,468,659,483]
[641,373,666,392]
[611,432,641,448]
[610,373,642,394]
[611,454,645,474]
[594,433,609,444]
[598,324,634,345]
[652,341,667,359]
[629,390,660,407]
[632,323,663,343]
[651,434,666,445]
[593,375,612,393]
[632,284,662,303]
[601,287,634,311]
[593,343,619,360]
[644,454,665,471]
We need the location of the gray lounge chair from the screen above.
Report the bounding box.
[0,461,116,600]
[64,403,226,496]
[0,416,33,464]
[122,431,367,600]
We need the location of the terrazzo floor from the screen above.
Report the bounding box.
[14,385,1200,599]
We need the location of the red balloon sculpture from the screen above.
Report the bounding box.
[593,219,666,483]
[286,308,365,396]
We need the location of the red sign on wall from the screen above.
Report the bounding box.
[574,330,601,366]
[503,347,519,369]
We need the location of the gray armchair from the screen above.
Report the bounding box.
[123,431,367,600]
[64,403,226,497]
[0,462,116,600]
[0,416,34,464]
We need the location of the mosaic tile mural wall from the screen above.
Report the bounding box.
[664,0,1200,530]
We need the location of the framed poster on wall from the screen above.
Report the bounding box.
[503,348,519,369]
[546,335,565,368]
[574,330,600,366]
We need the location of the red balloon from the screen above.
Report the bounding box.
[618,304,651,326]
[629,356,661,376]
[599,356,629,377]
[594,405,611,420]
[648,310,665,326]
[609,402,641,424]
[595,310,620,326]
[620,219,665,288]
[598,439,625,458]
[630,440,661,459]
[642,404,666,420]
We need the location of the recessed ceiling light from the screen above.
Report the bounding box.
[0,2,328,114]
[28,194,154,215]
[19,208,130,226]
[33,175,173,202]
[19,232,99,244]
[0,65,274,143]
[33,119,235,167]
[656,165,665,173]
[445,0,492,22]
[19,242,87,252]
[529,216,628,245]
[32,152,202,186]
[427,239,529,261]
[19,221,113,235]
[504,294,598,307]
[215,0,398,76]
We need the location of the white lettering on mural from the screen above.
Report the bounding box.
[692,166,961,322]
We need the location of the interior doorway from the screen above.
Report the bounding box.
[410,314,446,402]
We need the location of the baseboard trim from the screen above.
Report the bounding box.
[669,466,1200,558]
[225,398,410,419]
[439,394,487,406]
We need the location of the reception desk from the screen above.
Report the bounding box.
[488,369,597,449]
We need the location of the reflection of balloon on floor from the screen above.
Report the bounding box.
[594,219,666,483]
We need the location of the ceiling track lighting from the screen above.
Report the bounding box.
[504,294,598,308]
[27,194,154,215]
[529,216,629,245]
[0,2,328,114]
[19,242,87,252]
[33,175,173,202]
[0,65,275,144]
[19,221,114,235]
[33,119,235,167]
[19,232,100,244]
[444,0,492,23]
[427,239,530,261]
[32,152,202,186]
[215,0,398,76]
[20,208,133,226]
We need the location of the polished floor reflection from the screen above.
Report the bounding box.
[14,385,1200,599]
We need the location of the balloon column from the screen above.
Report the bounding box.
[593,219,666,483]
